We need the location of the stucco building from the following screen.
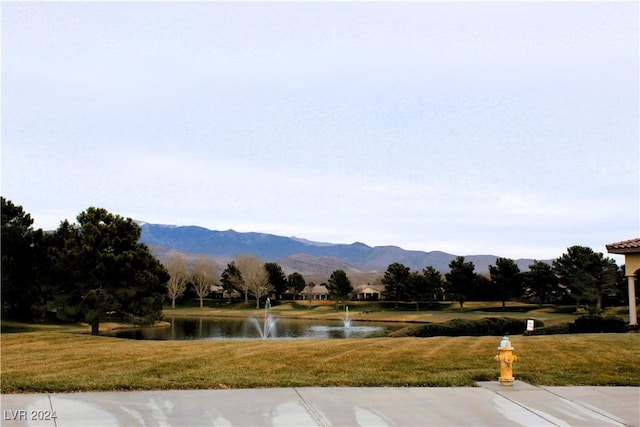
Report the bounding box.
[606,238,640,325]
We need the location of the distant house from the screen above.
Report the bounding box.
[209,284,240,300]
[352,283,384,301]
[298,283,384,301]
[300,284,330,300]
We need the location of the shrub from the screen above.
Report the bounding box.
[529,315,626,335]
[445,319,478,336]
[478,317,533,335]
[387,326,424,338]
[530,322,573,335]
[572,315,626,333]
[388,317,542,337]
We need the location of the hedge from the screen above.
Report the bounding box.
[388,317,543,338]
[531,315,627,335]
[388,315,630,337]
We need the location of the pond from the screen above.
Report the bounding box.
[105,316,408,340]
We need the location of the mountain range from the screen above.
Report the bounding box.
[138,222,547,281]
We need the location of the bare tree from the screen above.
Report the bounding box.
[234,254,272,308]
[164,251,188,309]
[191,256,219,308]
[305,282,316,308]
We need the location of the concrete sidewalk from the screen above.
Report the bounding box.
[1,382,638,427]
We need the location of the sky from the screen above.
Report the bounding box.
[2,1,639,261]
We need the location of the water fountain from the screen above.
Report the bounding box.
[109,313,397,340]
[248,298,278,338]
[108,299,399,340]
[343,305,352,329]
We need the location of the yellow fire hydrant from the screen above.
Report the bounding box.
[495,336,518,385]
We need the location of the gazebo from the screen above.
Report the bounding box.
[606,238,640,326]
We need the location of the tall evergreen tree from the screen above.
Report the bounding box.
[488,257,522,310]
[553,245,618,313]
[444,256,477,311]
[49,208,168,334]
[523,260,560,306]
[264,262,288,299]
[326,269,353,308]
[422,266,444,303]
[220,262,242,303]
[382,262,411,308]
[1,198,47,321]
[405,270,427,311]
[287,272,306,299]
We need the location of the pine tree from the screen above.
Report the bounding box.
[326,269,353,309]
[49,208,168,334]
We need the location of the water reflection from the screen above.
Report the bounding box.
[106,317,400,340]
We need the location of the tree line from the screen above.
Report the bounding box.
[2,198,629,334]
[1,199,337,331]
[164,251,355,310]
[382,251,625,313]
[2,199,168,335]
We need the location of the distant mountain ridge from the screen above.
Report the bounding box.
[138,222,546,277]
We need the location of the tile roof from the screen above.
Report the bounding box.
[606,238,640,253]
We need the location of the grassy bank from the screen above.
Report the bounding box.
[163,301,630,327]
[2,329,638,393]
[2,303,636,393]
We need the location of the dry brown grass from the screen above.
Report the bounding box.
[2,329,638,393]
